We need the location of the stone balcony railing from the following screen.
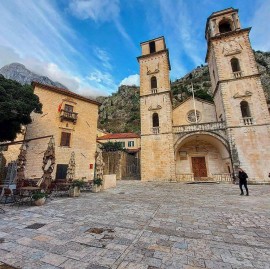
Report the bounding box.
[241,117,253,125]
[60,109,78,123]
[233,71,242,78]
[152,127,160,134]
[173,121,226,134]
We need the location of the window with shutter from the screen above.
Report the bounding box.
[60,132,71,147]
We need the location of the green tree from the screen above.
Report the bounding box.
[0,75,42,141]
[101,141,124,152]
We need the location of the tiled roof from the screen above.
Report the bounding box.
[97,133,140,140]
[32,81,101,106]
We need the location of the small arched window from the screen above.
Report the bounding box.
[240,101,251,118]
[231,58,241,72]
[152,113,159,127]
[219,20,232,33]
[151,76,157,89]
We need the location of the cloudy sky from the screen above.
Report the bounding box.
[0,0,269,97]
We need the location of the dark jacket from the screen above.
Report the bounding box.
[239,171,248,181]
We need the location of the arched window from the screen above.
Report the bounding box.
[152,113,159,127]
[231,58,241,72]
[240,101,251,118]
[219,20,232,33]
[151,76,157,89]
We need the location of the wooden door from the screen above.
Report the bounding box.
[192,157,207,177]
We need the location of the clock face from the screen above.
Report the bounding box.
[187,110,201,123]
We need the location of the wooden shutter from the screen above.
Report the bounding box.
[60,132,71,146]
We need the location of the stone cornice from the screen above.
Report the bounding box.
[137,49,171,70]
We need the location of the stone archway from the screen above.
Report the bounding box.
[174,133,232,182]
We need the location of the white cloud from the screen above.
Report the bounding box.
[93,47,112,70]
[158,0,204,66]
[69,0,134,46]
[69,0,120,22]
[88,69,117,91]
[119,74,140,86]
[250,1,270,51]
[0,46,22,67]
[0,1,117,97]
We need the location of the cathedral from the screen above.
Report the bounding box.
[138,8,270,183]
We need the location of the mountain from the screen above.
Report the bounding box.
[0,63,67,89]
[97,50,270,133]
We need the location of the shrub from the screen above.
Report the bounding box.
[93,178,103,186]
[71,179,85,189]
[32,192,46,201]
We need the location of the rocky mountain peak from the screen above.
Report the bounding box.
[0,62,67,89]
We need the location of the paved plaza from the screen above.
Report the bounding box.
[0,181,270,269]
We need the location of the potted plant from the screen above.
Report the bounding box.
[32,192,46,206]
[92,178,103,193]
[69,179,85,197]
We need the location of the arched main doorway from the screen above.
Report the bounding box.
[174,133,231,181]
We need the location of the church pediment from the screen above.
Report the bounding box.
[233,91,252,99]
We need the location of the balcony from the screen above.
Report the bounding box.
[233,71,242,78]
[60,109,78,123]
[241,117,253,125]
[152,127,160,134]
[173,121,226,134]
[151,88,157,94]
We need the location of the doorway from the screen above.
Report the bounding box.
[191,157,207,178]
[55,164,68,180]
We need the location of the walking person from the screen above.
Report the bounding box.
[238,168,249,196]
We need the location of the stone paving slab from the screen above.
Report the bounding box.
[0,181,270,269]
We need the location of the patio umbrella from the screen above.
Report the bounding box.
[66,151,75,181]
[95,150,104,180]
[16,143,27,185]
[42,136,55,189]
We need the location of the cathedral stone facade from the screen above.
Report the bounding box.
[138,8,270,182]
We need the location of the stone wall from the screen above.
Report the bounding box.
[102,151,140,180]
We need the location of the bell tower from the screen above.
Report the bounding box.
[206,8,270,181]
[137,36,175,181]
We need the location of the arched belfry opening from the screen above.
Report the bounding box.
[149,41,156,53]
[231,58,241,72]
[219,20,232,33]
[240,101,251,118]
[152,113,159,127]
[151,76,157,93]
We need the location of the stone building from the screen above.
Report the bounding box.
[23,82,100,180]
[138,8,270,182]
[97,132,140,153]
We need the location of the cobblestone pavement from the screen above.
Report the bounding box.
[0,181,270,269]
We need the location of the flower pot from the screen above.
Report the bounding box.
[69,186,80,197]
[34,197,46,206]
[92,184,101,193]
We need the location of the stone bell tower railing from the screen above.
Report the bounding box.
[173,121,226,134]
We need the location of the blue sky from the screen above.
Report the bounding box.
[0,0,269,97]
